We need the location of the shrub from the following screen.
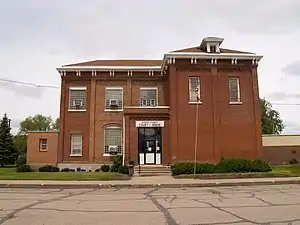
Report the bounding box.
[61,168,70,172]
[76,167,81,172]
[216,159,252,173]
[171,162,194,175]
[118,165,129,174]
[70,169,75,172]
[16,164,33,172]
[250,159,271,172]
[16,154,26,166]
[39,165,59,172]
[289,159,298,165]
[95,168,100,172]
[196,163,216,174]
[101,164,110,172]
[171,159,271,175]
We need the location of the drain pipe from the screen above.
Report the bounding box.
[122,116,125,166]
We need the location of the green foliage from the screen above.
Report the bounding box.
[16,164,33,172]
[61,168,70,172]
[0,113,17,167]
[18,114,59,134]
[13,134,27,154]
[110,155,129,174]
[38,165,59,172]
[260,98,284,134]
[16,153,27,166]
[118,165,129,174]
[101,164,110,172]
[171,159,271,175]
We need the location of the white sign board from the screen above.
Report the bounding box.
[136,121,164,127]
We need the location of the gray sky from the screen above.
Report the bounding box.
[1,0,300,134]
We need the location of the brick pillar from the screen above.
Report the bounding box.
[211,67,220,161]
[58,78,66,163]
[168,65,178,162]
[89,78,96,163]
[252,67,262,157]
[126,79,132,106]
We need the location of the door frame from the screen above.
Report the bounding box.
[138,127,162,165]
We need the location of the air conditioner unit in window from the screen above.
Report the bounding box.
[149,99,156,106]
[109,99,118,107]
[108,145,118,155]
[73,100,83,107]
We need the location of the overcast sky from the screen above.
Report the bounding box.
[0,0,300,134]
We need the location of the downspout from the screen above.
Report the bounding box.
[122,116,125,165]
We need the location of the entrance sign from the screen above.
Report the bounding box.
[136,121,164,127]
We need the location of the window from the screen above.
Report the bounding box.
[140,87,158,107]
[105,87,123,110]
[229,77,241,103]
[39,138,48,151]
[189,77,200,103]
[209,44,217,53]
[104,126,122,155]
[71,134,82,156]
[69,87,87,111]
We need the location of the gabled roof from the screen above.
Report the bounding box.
[170,47,254,54]
[63,59,163,67]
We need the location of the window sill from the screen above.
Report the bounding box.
[39,150,47,152]
[229,102,243,105]
[103,154,122,157]
[70,154,82,157]
[68,109,87,112]
[189,101,202,105]
[104,109,123,112]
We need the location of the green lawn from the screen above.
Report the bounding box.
[271,165,300,177]
[0,167,130,181]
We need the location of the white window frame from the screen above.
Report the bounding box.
[229,77,242,104]
[68,86,87,112]
[103,126,123,156]
[105,87,124,112]
[39,138,48,151]
[140,87,158,107]
[70,134,83,156]
[189,77,202,104]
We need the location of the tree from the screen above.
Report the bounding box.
[52,118,60,130]
[0,114,16,167]
[260,98,284,134]
[19,114,53,134]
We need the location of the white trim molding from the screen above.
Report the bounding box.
[69,86,87,91]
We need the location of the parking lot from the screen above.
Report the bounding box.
[0,184,300,225]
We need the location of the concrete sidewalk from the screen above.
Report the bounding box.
[1,176,300,189]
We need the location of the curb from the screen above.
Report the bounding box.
[0,180,299,189]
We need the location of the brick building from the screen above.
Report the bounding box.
[27,37,264,169]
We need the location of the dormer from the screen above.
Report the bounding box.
[199,37,224,53]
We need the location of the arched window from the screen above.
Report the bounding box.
[104,125,122,155]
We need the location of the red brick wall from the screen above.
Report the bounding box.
[27,131,59,165]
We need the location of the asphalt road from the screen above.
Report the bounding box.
[0,184,300,225]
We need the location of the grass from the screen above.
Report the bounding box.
[173,165,300,179]
[271,165,300,177]
[0,167,130,181]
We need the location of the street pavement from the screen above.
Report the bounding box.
[0,184,300,225]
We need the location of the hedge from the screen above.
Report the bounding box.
[38,165,60,172]
[171,159,271,175]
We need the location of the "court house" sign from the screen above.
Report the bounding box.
[135,121,164,127]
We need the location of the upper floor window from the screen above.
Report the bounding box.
[140,87,158,107]
[104,126,122,155]
[69,87,87,111]
[39,138,48,151]
[105,87,123,111]
[70,134,82,156]
[189,77,201,103]
[229,77,241,103]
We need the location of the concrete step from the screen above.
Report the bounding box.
[134,166,171,176]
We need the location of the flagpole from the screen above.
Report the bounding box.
[193,85,200,179]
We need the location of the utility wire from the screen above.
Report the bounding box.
[0,78,59,89]
[1,78,300,106]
